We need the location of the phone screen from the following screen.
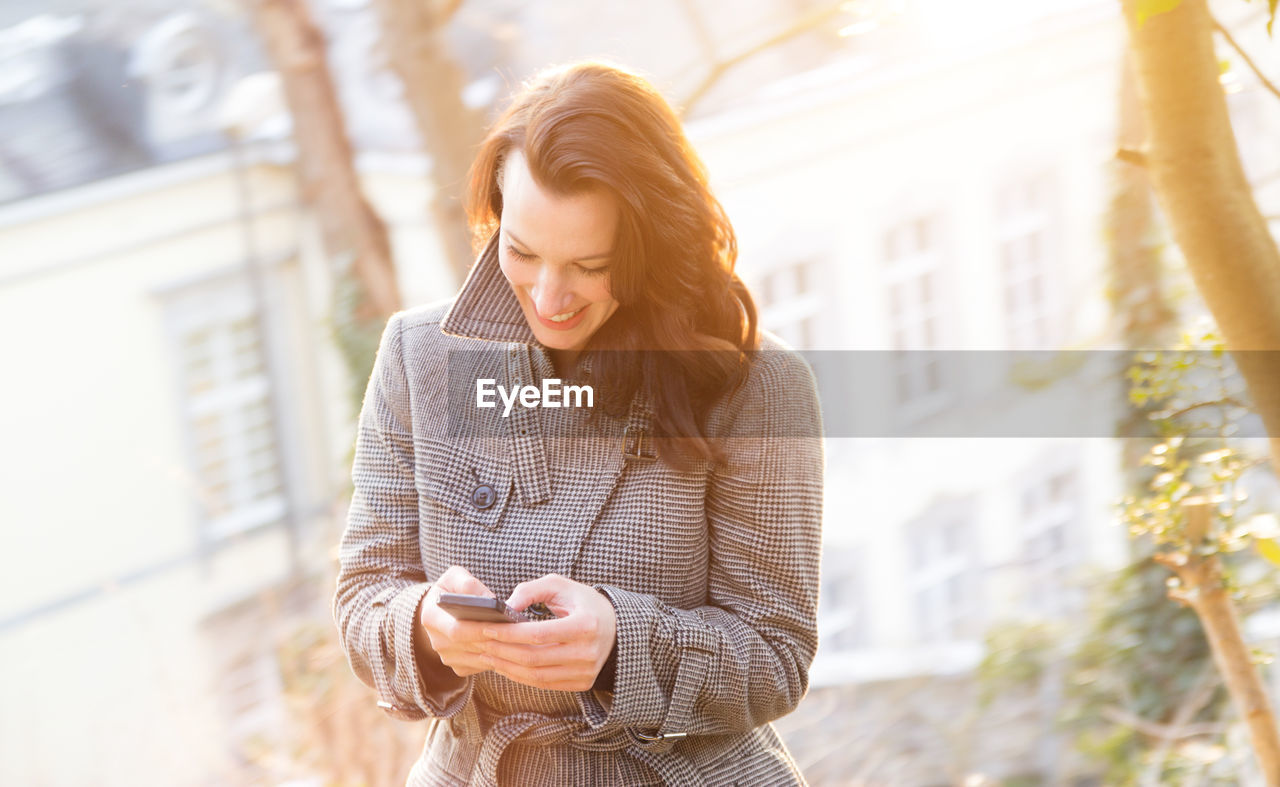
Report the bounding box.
[436,593,529,623]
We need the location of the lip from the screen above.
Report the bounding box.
[533,304,589,331]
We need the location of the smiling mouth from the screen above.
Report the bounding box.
[543,306,585,323]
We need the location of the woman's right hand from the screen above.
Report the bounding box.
[419,566,498,678]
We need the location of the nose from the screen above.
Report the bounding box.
[530,266,574,317]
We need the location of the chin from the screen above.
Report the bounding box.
[534,332,570,349]
[535,330,584,351]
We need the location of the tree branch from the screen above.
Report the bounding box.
[680,1,848,116]
[1101,705,1225,741]
[1211,14,1280,106]
[1118,0,1280,485]
[1140,660,1223,786]
[674,0,719,64]
[1154,396,1251,421]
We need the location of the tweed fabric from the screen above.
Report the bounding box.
[333,237,825,785]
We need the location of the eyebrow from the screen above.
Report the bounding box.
[506,230,611,263]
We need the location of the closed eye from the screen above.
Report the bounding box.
[507,242,608,276]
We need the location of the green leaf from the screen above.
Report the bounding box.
[1136,0,1182,27]
[1257,538,1280,568]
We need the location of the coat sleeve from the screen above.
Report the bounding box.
[580,348,824,743]
[332,311,474,722]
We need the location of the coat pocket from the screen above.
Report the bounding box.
[418,438,514,531]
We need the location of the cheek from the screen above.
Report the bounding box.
[497,254,527,290]
[590,277,616,305]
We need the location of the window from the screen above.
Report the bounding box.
[907,501,979,643]
[757,258,822,349]
[1020,467,1081,617]
[997,173,1057,349]
[883,214,945,405]
[163,272,288,545]
[132,15,223,114]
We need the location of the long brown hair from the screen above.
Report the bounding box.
[466,60,759,467]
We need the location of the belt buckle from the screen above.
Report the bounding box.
[633,729,687,741]
[622,425,657,462]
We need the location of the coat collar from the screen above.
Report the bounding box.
[439,230,602,382]
[440,232,537,345]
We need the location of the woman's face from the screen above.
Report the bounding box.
[496,149,621,354]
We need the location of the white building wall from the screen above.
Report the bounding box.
[0,149,456,784]
[686,2,1134,682]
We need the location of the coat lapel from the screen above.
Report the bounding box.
[435,230,652,551]
[440,231,552,505]
[440,232,536,345]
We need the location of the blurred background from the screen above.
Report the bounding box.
[2,0,1279,784]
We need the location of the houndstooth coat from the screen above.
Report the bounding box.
[332,237,825,786]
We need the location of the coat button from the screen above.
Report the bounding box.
[471,484,496,510]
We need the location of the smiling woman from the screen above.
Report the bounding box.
[333,60,825,787]
[465,61,763,466]
[493,148,620,377]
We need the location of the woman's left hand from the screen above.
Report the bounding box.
[480,573,617,692]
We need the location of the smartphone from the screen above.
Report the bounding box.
[436,593,531,623]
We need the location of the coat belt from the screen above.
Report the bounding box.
[470,710,706,787]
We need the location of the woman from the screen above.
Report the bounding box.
[333,60,824,786]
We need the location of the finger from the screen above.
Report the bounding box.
[433,566,469,592]
[435,566,495,597]
[437,652,486,675]
[439,565,495,596]
[482,615,595,645]
[424,610,496,645]
[538,679,598,693]
[504,574,571,613]
[483,640,592,669]
[438,649,494,677]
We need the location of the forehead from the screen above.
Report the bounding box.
[500,150,617,255]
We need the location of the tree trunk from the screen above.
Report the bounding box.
[248,0,402,321]
[1155,502,1280,784]
[1120,1,1280,780]
[1112,47,1179,500]
[1110,51,1177,351]
[372,0,483,283]
[1117,0,1280,477]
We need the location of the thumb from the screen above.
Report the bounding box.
[437,566,495,597]
[456,576,494,596]
[506,574,568,612]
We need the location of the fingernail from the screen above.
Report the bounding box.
[482,628,495,638]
